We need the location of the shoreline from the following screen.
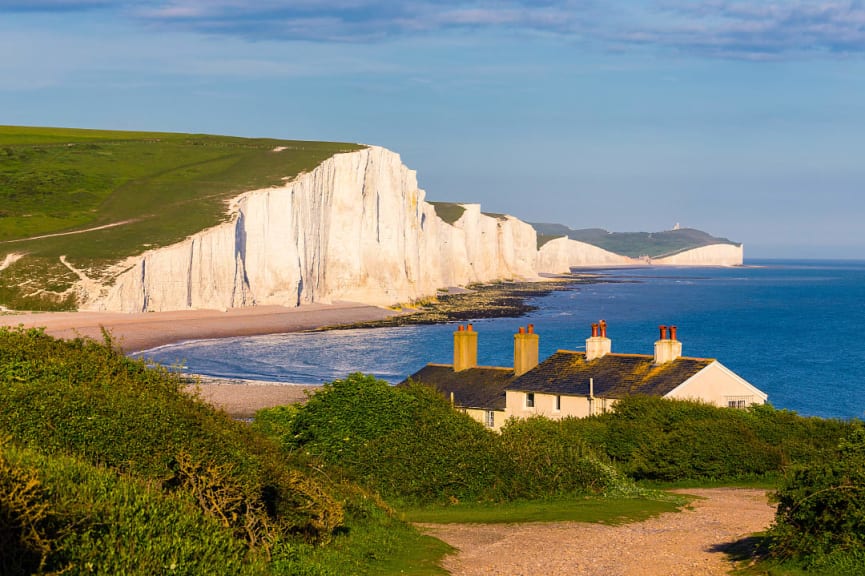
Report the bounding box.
[184,376,319,419]
[0,301,401,354]
[0,277,600,418]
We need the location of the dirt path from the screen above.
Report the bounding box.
[0,219,138,244]
[420,488,774,576]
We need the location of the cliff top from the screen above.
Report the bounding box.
[0,125,361,310]
[531,223,740,258]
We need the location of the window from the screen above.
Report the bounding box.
[486,411,495,428]
[725,396,752,409]
[554,395,562,411]
[525,392,535,408]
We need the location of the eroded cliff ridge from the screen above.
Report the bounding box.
[81,146,741,312]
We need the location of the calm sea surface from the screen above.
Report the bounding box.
[138,259,865,420]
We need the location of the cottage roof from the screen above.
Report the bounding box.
[506,350,714,398]
[401,364,513,411]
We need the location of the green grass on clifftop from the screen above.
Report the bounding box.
[0,126,362,310]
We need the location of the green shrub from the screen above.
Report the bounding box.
[264,374,631,504]
[355,383,507,503]
[499,417,633,497]
[563,396,850,482]
[769,426,865,571]
[0,326,343,546]
[279,374,505,503]
[1,440,266,575]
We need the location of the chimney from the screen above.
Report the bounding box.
[585,320,612,360]
[453,324,478,371]
[654,324,683,364]
[514,323,540,376]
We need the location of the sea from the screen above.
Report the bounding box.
[137,259,865,420]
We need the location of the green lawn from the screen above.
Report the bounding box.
[400,493,689,525]
[0,126,362,310]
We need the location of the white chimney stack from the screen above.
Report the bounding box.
[585,320,611,361]
[654,325,683,364]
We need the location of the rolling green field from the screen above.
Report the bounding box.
[0,126,361,310]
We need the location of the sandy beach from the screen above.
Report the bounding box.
[0,302,399,417]
[0,301,399,353]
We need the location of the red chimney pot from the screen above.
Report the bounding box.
[659,325,668,340]
[527,324,534,334]
[467,323,473,332]
[518,326,525,334]
[591,323,599,337]
[458,325,464,332]
[670,326,677,340]
[600,320,607,338]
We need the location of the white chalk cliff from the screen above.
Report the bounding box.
[650,244,744,266]
[81,146,742,313]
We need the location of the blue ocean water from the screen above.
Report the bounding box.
[138,259,865,420]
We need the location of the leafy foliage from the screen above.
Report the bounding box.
[769,426,865,572]
[261,374,631,504]
[1,439,266,575]
[562,396,850,482]
[0,326,344,549]
[499,416,632,496]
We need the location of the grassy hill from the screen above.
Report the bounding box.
[0,126,361,310]
[531,223,740,257]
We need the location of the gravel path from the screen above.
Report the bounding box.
[420,488,774,576]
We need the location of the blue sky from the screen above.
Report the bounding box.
[3,1,865,258]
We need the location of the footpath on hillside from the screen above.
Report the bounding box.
[420,488,774,576]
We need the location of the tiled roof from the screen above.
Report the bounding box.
[401,364,513,411]
[506,351,714,398]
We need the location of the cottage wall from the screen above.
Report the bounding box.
[665,361,767,407]
[504,390,615,421]
[464,407,506,431]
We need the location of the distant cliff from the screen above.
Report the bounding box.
[81,147,742,312]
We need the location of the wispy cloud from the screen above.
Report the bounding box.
[642,1,865,58]
[4,0,865,59]
[0,0,112,11]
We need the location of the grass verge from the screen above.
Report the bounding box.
[399,494,689,525]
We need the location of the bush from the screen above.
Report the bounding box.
[1,440,266,575]
[562,396,850,482]
[0,326,343,546]
[770,426,865,571]
[263,374,627,503]
[356,383,507,502]
[499,417,632,496]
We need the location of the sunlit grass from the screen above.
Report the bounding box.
[400,494,690,525]
[0,125,362,309]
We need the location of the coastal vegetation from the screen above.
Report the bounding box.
[0,126,361,310]
[0,327,446,575]
[3,324,863,574]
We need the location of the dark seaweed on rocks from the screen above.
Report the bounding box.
[320,275,607,330]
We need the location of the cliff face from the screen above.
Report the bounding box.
[82,147,742,313]
[651,244,744,266]
[84,147,539,312]
[536,237,637,272]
